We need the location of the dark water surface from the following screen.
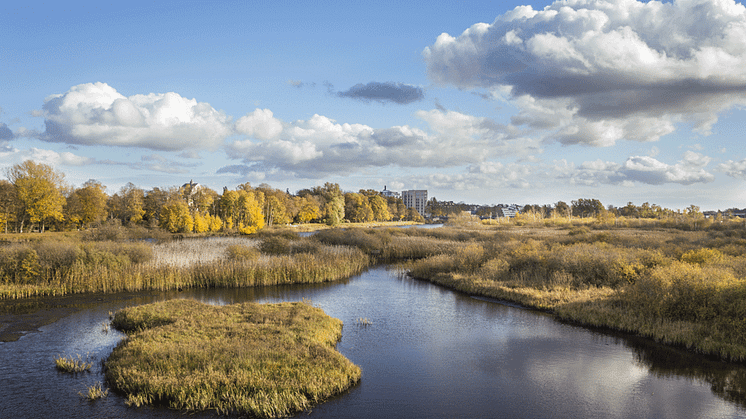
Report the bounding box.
[2,266,745,418]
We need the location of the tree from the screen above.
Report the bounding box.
[236,190,265,234]
[264,195,290,226]
[369,194,391,221]
[620,202,639,218]
[387,196,406,221]
[219,189,240,230]
[404,207,424,222]
[109,183,146,226]
[0,180,20,233]
[319,183,344,226]
[571,198,605,218]
[66,179,108,229]
[142,187,170,227]
[6,160,66,232]
[159,200,193,233]
[344,192,373,223]
[295,196,321,223]
[554,201,570,218]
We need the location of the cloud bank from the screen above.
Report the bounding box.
[423,0,746,146]
[224,108,534,178]
[337,81,425,104]
[40,82,232,151]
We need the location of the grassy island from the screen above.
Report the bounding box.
[105,299,361,418]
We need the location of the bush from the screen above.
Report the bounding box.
[681,248,726,266]
[118,242,154,264]
[628,261,742,322]
[259,236,292,255]
[226,244,260,261]
[34,241,84,275]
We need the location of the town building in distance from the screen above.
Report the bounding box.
[401,189,428,216]
[381,185,400,199]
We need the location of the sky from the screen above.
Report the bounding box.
[2,0,746,211]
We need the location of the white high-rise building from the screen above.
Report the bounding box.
[401,189,428,215]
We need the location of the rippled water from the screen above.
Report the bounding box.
[2,266,745,418]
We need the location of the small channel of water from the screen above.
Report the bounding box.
[1,266,745,418]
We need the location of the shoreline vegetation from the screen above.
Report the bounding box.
[1,216,746,363]
[311,216,746,363]
[106,299,361,417]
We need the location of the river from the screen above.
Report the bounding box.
[1,266,745,418]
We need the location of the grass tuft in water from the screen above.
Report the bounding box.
[79,382,109,400]
[55,354,93,373]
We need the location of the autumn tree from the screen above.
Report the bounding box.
[109,183,146,226]
[0,180,19,233]
[236,190,265,234]
[218,188,265,234]
[219,189,239,230]
[554,201,570,218]
[6,160,66,232]
[294,195,321,223]
[142,187,170,227]
[344,192,373,223]
[387,196,406,221]
[256,184,290,226]
[159,200,193,233]
[66,179,108,229]
[571,198,605,218]
[369,194,391,221]
[319,183,344,226]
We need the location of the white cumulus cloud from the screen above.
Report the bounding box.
[40,82,232,151]
[225,109,528,178]
[423,0,746,146]
[562,153,716,185]
[718,158,746,179]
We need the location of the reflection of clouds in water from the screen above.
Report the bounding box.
[521,329,743,418]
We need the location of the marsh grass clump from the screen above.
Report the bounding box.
[55,354,93,373]
[106,299,361,418]
[80,382,109,400]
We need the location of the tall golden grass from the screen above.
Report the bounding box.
[106,299,361,417]
[378,222,746,362]
[0,234,370,299]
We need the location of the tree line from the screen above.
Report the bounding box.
[0,160,424,234]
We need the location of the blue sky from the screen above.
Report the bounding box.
[2,0,746,210]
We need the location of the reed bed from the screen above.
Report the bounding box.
[399,224,746,362]
[0,235,370,299]
[148,237,260,268]
[106,299,361,417]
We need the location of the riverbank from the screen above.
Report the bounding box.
[396,223,746,362]
[106,299,361,417]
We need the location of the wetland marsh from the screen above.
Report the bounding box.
[2,222,746,417]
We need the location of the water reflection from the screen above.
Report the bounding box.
[0,266,745,418]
